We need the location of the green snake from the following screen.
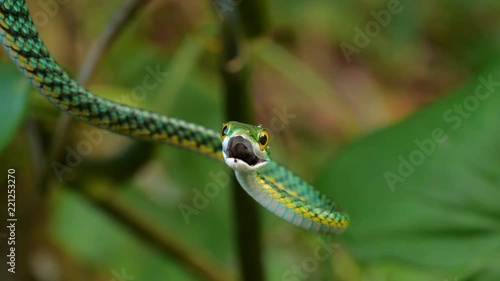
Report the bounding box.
[0,0,349,234]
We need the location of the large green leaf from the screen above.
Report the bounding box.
[0,62,29,152]
[317,66,500,278]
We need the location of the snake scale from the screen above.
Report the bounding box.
[0,0,349,234]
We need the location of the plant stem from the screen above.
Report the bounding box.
[237,0,270,39]
[220,20,265,281]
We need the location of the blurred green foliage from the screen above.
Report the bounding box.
[0,64,29,152]
[319,66,500,279]
[1,0,500,280]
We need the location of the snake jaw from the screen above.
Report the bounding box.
[223,135,269,172]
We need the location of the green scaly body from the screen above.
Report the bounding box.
[0,0,349,234]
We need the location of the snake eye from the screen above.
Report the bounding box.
[221,123,229,141]
[258,130,269,150]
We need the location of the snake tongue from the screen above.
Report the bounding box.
[226,136,261,166]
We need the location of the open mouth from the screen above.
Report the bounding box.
[225,136,263,166]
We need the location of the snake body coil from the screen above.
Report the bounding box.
[0,0,349,234]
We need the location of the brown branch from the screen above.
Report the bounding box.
[76,0,150,85]
[41,0,152,193]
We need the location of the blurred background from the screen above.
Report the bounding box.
[1,0,500,280]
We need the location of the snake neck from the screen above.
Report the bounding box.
[234,165,348,235]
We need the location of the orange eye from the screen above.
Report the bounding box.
[221,123,229,141]
[258,130,269,150]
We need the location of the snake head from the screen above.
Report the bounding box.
[221,121,270,172]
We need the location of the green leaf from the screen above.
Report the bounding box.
[317,65,500,276]
[0,63,29,152]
